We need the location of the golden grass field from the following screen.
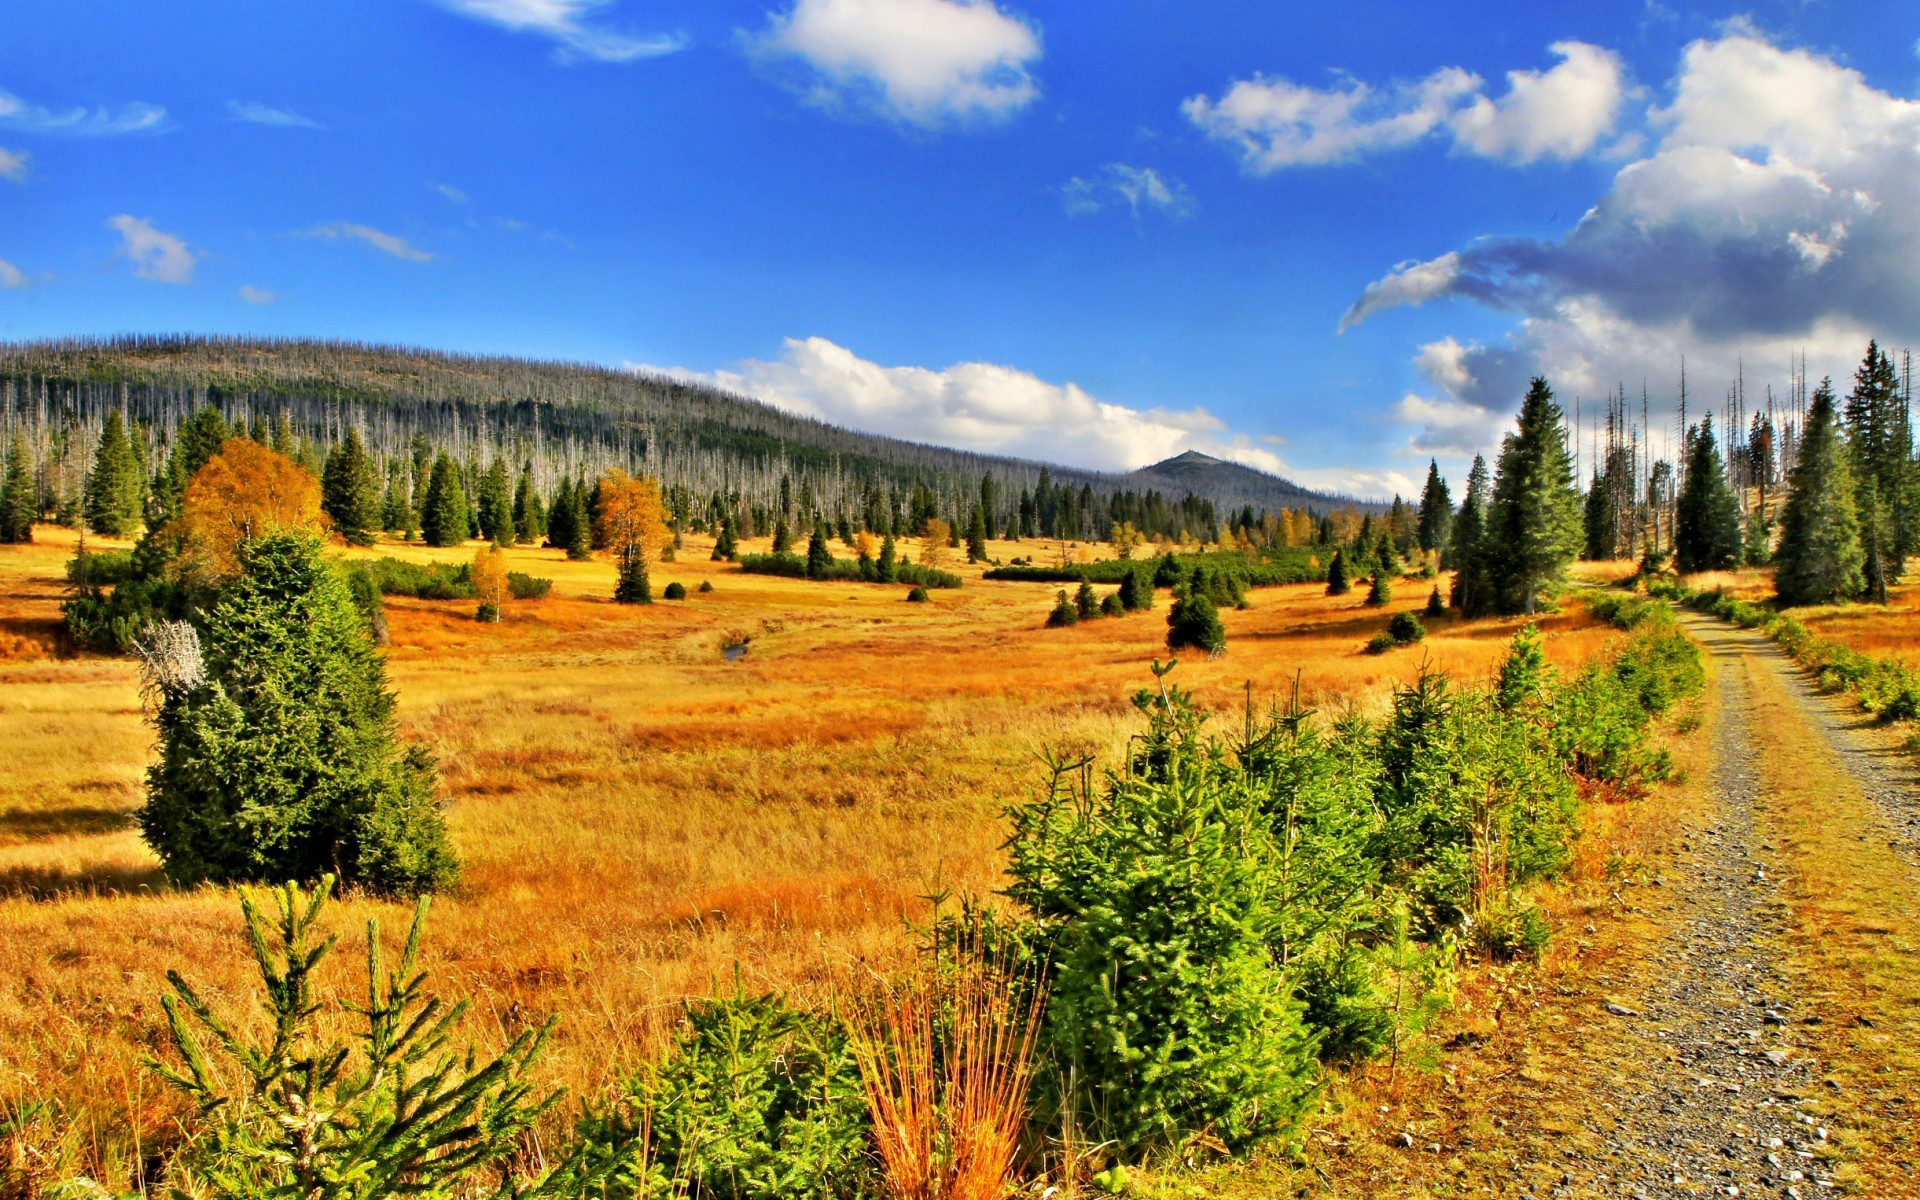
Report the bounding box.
[1678,564,1920,664]
[0,526,1646,1183]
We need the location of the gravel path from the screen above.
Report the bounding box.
[1525,617,1846,1199]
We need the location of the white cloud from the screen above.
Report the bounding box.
[1062,163,1194,220]
[107,215,195,284]
[434,182,471,204]
[1391,390,1519,458]
[1339,251,1462,332]
[0,147,25,181]
[1347,30,1920,458]
[634,336,1224,472]
[0,87,166,136]
[227,100,322,128]
[0,259,26,289]
[748,0,1042,128]
[238,285,276,304]
[1184,41,1625,171]
[307,222,434,262]
[432,0,686,63]
[1183,66,1479,169]
[1448,41,1628,163]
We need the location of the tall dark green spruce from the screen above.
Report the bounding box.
[1774,378,1865,606]
[1582,469,1613,562]
[1325,548,1350,596]
[137,532,456,894]
[1449,455,1493,616]
[512,465,544,544]
[320,426,382,546]
[85,409,145,538]
[806,523,832,579]
[1844,340,1916,589]
[1674,413,1742,573]
[1485,379,1581,615]
[420,453,468,548]
[475,459,513,547]
[0,437,35,542]
[1416,459,1452,561]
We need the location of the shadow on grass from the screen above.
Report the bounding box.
[0,860,167,901]
[0,804,132,841]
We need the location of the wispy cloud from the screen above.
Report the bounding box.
[108,215,196,284]
[431,0,687,63]
[1184,41,1627,171]
[747,0,1042,129]
[307,221,434,262]
[0,147,25,181]
[226,100,323,129]
[1062,163,1194,221]
[0,259,27,289]
[238,285,276,304]
[0,87,167,136]
[434,182,471,204]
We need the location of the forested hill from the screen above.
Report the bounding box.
[0,335,1369,541]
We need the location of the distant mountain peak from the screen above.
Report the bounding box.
[1149,449,1225,469]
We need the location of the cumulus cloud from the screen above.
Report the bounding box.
[1350,30,1920,458]
[432,0,686,63]
[634,336,1225,472]
[1184,41,1625,171]
[1449,42,1629,163]
[1062,163,1194,220]
[227,100,322,128]
[307,222,434,261]
[0,259,26,289]
[748,0,1042,128]
[239,285,276,304]
[0,87,166,136]
[108,215,195,284]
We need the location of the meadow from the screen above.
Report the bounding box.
[0,527,1625,1181]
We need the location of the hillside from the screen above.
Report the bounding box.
[0,336,1365,541]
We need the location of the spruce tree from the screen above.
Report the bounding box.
[477,459,513,547]
[1844,340,1916,583]
[85,410,145,538]
[1582,469,1613,561]
[614,555,652,604]
[512,465,544,543]
[1325,548,1350,596]
[1674,413,1742,573]
[1774,378,1865,606]
[0,437,34,543]
[711,516,737,562]
[878,533,899,582]
[1074,579,1099,619]
[1449,455,1493,616]
[967,506,989,563]
[1046,588,1078,627]
[1485,379,1581,615]
[137,531,456,894]
[420,454,468,547]
[1364,569,1391,607]
[564,487,592,561]
[1166,589,1227,656]
[805,523,832,579]
[1416,459,1452,559]
[320,427,382,546]
[772,517,793,556]
[546,478,576,550]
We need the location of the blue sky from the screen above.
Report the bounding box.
[4,1,1919,497]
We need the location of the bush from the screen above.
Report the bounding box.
[1166,589,1226,655]
[1003,688,1326,1157]
[662,581,687,600]
[1424,586,1445,618]
[984,548,1322,588]
[1100,591,1125,617]
[1074,580,1099,619]
[1045,589,1077,627]
[573,987,874,1200]
[906,585,929,603]
[358,556,474,600]
[699,579,714,593]
[740,553,960,589]
[507,571,552,600]
[137,532,457,895]
[1388,611,1425,644]
[65,547,138,586]
[475,602,501,623]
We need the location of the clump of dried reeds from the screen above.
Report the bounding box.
[847,938,1044,1200]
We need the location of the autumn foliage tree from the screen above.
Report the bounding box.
[176,439,327,581]
[595,469,670,604]
[471,544,507,622]
[920,518,951,570]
